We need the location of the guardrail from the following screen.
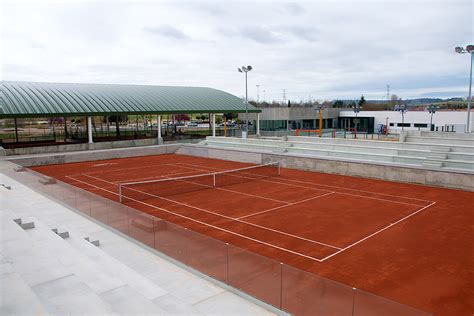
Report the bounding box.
[1,161,431,316]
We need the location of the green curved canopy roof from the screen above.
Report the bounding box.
[0,81,260,118]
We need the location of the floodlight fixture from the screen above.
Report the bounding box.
[237,65,253,137]
[455,45,473,132]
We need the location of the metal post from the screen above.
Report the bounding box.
[64,117,68,141]
[213,173,216,187]
[467,52,473,132]
[212,114,216,137]
[245,72,248,134]
[87,116,93,144]
[319,109,323,137]
[119,184,122,203]
[256,113,260,136]
[157,114,163,144]
[402,111,405,131]
[14,118,19,143]
[224,116,227,137]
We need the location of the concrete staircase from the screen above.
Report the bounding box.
[201,136,474,172]
[423,146,451,168]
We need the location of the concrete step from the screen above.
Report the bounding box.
[423,160,444,168]
[431,146,451,153]
[13,218,36,230]
[51,228,70,239]
[84,237,100,247]
[427,153,447,160]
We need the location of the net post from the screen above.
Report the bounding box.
[278,162,281,176]
[118,184,122,203]
[213,173,216,187]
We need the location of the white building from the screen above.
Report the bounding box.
[339,110,472,133]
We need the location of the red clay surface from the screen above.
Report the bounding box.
[31,154,474,315]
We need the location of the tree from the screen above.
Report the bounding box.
[108,115,128,137]
[174,114,190,122]
[358,95,366,108]
[332,100,344,108]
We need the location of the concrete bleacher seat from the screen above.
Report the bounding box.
[1,171,278,315]
[202,135,474,172]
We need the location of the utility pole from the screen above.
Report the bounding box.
[256,85,260,102]
[386,85,390,101]
[282,89,286,106]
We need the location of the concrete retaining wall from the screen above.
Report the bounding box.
[8,144,180,167]
[5,138,160,156]
[175,144,474,191]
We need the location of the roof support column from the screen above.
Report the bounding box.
[256,113,260,137]
[14,118,19,143]
[87,116,93,144]
[157,115,163,144]
[212,114,216,137]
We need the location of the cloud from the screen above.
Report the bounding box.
[285,26,319,42]
[240,25,279,44]
[143,25,190,40]
[285,3,305,15]
[1,0,471,101]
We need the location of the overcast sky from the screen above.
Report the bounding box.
[1,0,472,102]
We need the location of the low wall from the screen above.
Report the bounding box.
[7,143,180,167]
[176,144,474,192]
[5,138,160,156]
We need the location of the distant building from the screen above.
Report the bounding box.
[241,106,472,134]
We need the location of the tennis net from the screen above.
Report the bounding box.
[118,162,280,203]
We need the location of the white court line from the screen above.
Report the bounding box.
[78,161,189,177]
[237,192,336,220]
[65,167,438,262]
[320,201,437,262]
[173,162,433,207]
[65,175,328,261]
[83,173,290,205]
[111,169,204,184]
[74,174,341,250]
[173,162,435,204]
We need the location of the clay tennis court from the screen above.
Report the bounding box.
[31,154,474,315]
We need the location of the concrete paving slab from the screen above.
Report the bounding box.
[0,272,49,315]
[100,285,170,315]
[32,274,116,315]
[153,293,204,315]
[194,290,277,316]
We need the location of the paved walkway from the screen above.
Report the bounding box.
[0,174,277,316]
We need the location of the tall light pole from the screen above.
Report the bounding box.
[427,104,438,131]
[352,102,361,138]
[256,84,260,102]
[314,104,323,137]
[238,65,252,138]
[455,45,473,133]
[397,103,408,131]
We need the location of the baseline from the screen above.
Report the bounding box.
[65,175,338,261]
[71,174,341,250]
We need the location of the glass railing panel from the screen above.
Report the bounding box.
[281,264,354,316]
[227,244,282,309]
[186,229,228,283]
[127,207,155,248]
[153,219,188,263]
[353,289,431,316]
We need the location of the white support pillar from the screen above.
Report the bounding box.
[256,113,260,137]
[157,114,163,144]
[212,114,216,137]
[87,116,93,144]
